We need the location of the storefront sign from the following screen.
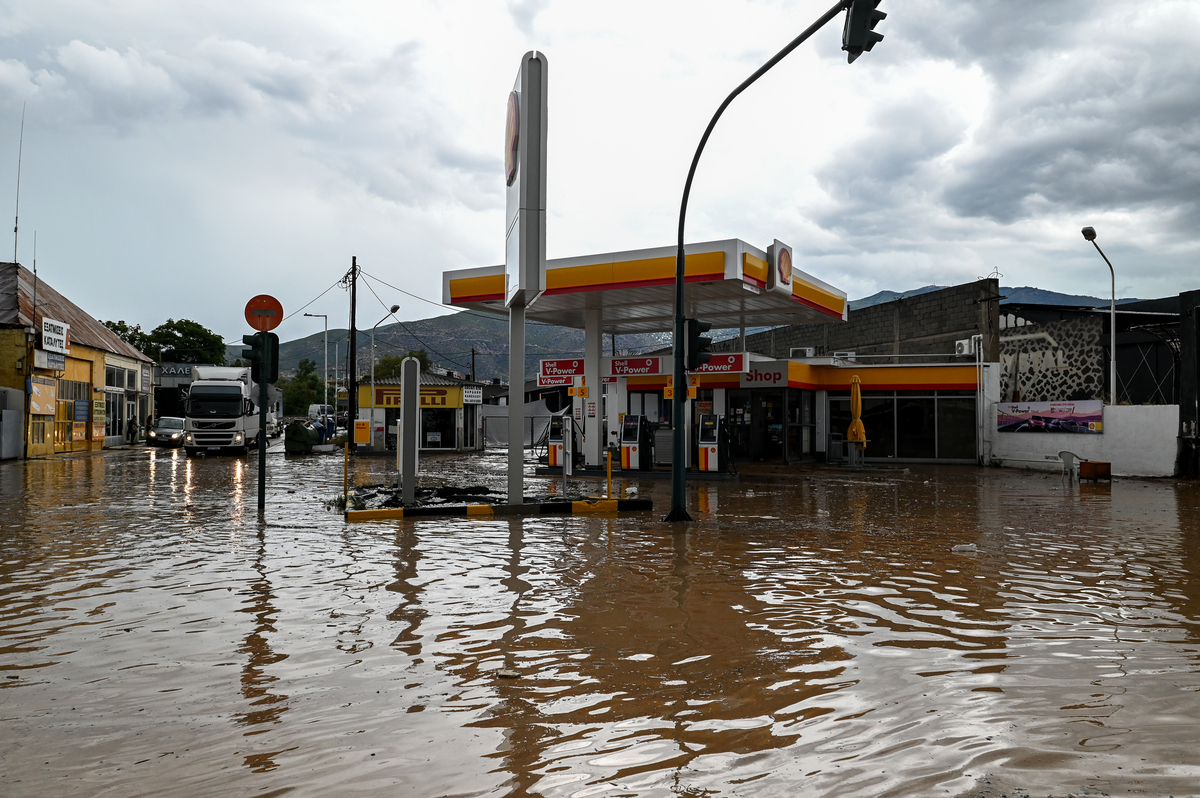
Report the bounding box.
[41,318,70,354]
[740,364,788,387]
[997,401,1103,433]
[690,354,746,374]
[462,386,483,404]
[354,420,371,443]
[610,357,661,376]
[369,386,463,408]
[29,376,57,414]
[33,349,67,370]
[142,364,152,390]
[537,374,574,387]
[540,359,584,377]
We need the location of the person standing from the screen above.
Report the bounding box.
[127,415,138,445]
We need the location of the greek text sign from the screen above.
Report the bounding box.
[41,318,70,354]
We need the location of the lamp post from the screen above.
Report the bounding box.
[1081,227,1117,404]
[303,313,329,413]
[371,305,401,449]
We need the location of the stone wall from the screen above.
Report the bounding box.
[715,279,1000,361]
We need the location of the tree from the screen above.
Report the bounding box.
[102,320,154,355]
[148,319,227,364]
[278,358,325,415]
[374,350,430,378]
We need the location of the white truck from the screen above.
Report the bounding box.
[183,366,279,455]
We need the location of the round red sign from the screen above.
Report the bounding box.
[245,294,284,332]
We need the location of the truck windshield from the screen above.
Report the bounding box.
[187,386,244,418]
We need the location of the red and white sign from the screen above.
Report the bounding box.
[540,359,584,377]
[538,374,575,387]
[689,353,746,374]
[610,357,661,376]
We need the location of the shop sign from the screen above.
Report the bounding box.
[142,365,152,390]
[158,364,196,377]
[73,400,90,441]
[690,354,746,374]
[354,420,370,443]
[540,359,584,377]
[740,364,788,387]
[610,357,661,376]
[462,386,483,404]
[537,374,574,387]
[997,401,1104,434]
[41,318,70,354]
[33,349,67,370]
[370,386,463,408]
[29,376,57,414]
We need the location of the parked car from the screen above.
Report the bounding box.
[147,416,186,447]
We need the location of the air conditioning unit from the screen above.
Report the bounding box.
[790,347,816,358]
[955,338,976,356]
[832,351,856,359]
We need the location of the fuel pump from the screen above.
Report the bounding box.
[620,415,653,470]
[697,414,728,472]
[548,414,566,469]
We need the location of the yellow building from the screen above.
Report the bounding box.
[0,263,154,458]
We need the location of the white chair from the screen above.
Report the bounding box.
[1059,450,1085,481]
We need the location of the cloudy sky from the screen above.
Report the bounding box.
[2,0,1198,346]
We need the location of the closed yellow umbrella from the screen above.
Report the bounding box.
[847,375,866,448]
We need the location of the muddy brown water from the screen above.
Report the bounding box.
[1,446,1198,797]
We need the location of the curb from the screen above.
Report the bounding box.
[346,498,653,522]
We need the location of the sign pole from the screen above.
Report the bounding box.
[258,332,269,513]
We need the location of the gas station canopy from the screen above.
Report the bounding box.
[441,239,847,335]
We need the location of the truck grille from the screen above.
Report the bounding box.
[190,431,242,446]
[193,421,236,430]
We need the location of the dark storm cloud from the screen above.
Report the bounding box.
[815,0,1200,242]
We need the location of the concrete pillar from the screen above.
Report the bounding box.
[583,308,603,466]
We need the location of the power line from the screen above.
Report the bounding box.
[360,273,470,369]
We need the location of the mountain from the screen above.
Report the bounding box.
[227,311,667,382]
[849,285,1141,310]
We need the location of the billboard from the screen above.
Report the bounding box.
[997,401,1104,434]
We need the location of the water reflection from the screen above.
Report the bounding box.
[1,452,1199,797]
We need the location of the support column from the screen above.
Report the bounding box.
[508,305,526,503]
[583,308,603,467]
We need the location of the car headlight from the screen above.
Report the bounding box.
[149,430,157,438]
[170,432,181,439]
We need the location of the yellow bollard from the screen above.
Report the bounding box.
[607,449,612,499]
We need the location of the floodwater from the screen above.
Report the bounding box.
[2,446,1199,798]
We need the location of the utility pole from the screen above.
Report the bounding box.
[345,257,359,451]
[471,347,477,382]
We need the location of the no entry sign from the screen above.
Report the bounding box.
[245,295,284,332]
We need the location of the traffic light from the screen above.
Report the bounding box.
[686,318,713,371]
[242,332,279,383]
[842,0,886,64]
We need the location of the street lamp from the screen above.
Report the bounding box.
[303,313,329,413]
[1081,226,1117,404]
[371,305,401,449]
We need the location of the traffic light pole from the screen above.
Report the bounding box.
[665,0,851,522]
[258,332,270,513]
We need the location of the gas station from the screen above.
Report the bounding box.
[443,237,983,474]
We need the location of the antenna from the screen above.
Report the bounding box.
[14,102,25,263]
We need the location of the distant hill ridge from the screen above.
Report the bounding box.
[849,285,1141,310]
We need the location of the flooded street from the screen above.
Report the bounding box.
[2,446,1199,797]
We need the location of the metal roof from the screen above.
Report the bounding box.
[0,262,151,362]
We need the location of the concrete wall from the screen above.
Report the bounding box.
[989,404,1179,477]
